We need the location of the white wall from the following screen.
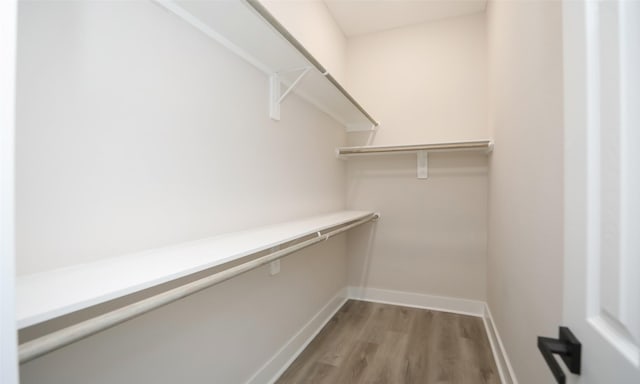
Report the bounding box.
[346,152,488,300]
[16,1,348,382]
[346,13,488,145]
[486,1,564,383]
[16,1,346,275]
[345,14,489,302]
[261,0,347,85]
[347,14,488,300]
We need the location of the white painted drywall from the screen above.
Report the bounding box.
[1,1,19,383]
[16,1,348,382]
[486,1,564,383]
[260,0,348,85]
[16,1,346,275]
[346,152,489,300]
[324,0,487,37]
[344,14,489,302]
[346,13,488,145]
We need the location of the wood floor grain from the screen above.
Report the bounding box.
[276,300,500,384]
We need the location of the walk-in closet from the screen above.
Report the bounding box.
[1,1,639,383]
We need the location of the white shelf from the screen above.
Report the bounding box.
[336,140,493,179]
[336,140,494,157]
[156,0,378,131]
[16,210,375,329]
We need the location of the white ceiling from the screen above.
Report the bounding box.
[323,0,487,37]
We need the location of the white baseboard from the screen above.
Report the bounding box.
[347,286,486,317]
[483,303,518,384]
[245,287,348,384]
[247,286,517,384]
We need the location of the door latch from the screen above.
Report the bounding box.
[538,326,581,384]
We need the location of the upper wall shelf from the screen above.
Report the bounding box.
[16,210,377,329]
[156,0,379,131]
[336,140,493,179]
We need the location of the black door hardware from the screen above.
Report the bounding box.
[538,326,581,384]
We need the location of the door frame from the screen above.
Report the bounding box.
[0,0,19,383]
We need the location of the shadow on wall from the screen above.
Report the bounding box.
[348,220,379,294]
[346,128,378,147]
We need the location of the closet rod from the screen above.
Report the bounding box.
[18,213,379,364]
[337,140,494,156]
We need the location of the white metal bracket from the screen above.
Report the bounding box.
[270,66,312,121]
[417,150,428,179]
[269,245,281,275]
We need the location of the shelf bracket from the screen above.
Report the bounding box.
[417,150,428,179]
[269,66,312,121]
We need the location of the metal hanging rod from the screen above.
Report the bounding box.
[336,140,494,157]
[18,213,379,364]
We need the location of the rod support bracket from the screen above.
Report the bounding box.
[417,150,428,179]
[270,66,312,121]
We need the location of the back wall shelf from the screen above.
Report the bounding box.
[336,139,494,179]
[155,0,379,132]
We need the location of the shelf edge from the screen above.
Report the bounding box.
[337,139,494,157]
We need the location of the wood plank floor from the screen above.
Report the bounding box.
[276,300,500,384]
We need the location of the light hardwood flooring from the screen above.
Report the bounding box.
[276,300,500,384]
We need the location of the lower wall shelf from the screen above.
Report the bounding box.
[16,210,377,330]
